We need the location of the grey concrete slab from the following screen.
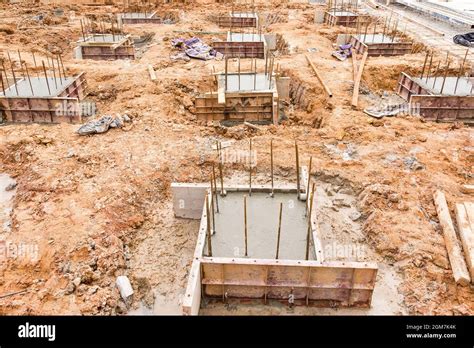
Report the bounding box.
[413,76,473,96]
[2,77,75,98]
[221,73,274,92]
[121,12,153,19]
[331,11,358,16]
[82,34,127,44]
[355,34,396,44]
[230,12,257,18]
[207,191,309,260]
[228,32,265,42]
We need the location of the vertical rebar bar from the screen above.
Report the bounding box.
[305,183,316,261]
[42,60,51,96]
[270,139,274,197]
[249,138,252,196]
[205,195,212,257]
[295,141,300,199]
[244,195,248,257]
[275,202,283,259]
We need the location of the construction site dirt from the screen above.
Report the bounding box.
[0,0,472,318]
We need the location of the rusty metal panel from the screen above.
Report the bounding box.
[217,16,257,28]
[410,95,474,123]
[200,258,378,308]
[213,41,265,58]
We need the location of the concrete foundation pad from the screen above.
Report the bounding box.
[413,76,473,96]
[2,77,75,98]
[208,191,308,260]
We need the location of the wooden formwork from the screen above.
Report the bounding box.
[195,92,277,124]
[212,41,265,59]
[201,258,378,307]
[81,45,135,60]
[350,35,412,57]
[181,186,377,315]
[217,15,258,28]
[79,36,135,60]
[397,72,474,123]
[0,73,88,124]
[120,11,179,24]
[324,12,370,27]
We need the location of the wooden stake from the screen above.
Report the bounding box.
[275,202,283,259]
[351,50,368,108]
[305,183,316,261]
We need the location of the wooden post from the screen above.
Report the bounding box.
[244,195,248,257]
[433,191,470,286]
[455,204,474,280]
[275,202,283,259]
[306,183,316,261]
[351,50,368,108]
[305,54,333,98]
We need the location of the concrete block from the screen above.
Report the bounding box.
[314,10,325,24]
[264,34,277,51]
[172,183,208,219]
[336,34,351,46]
[276,77,290,100]
[73,46,82,60]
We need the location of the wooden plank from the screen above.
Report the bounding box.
[465,202,474,232]
[351,48,358,82]
[433,191,470,286]
[304,54,332,98]
[461,185,474,194]
[455,203,474,281]
[351,50,368,108]
[111,34,131,50]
